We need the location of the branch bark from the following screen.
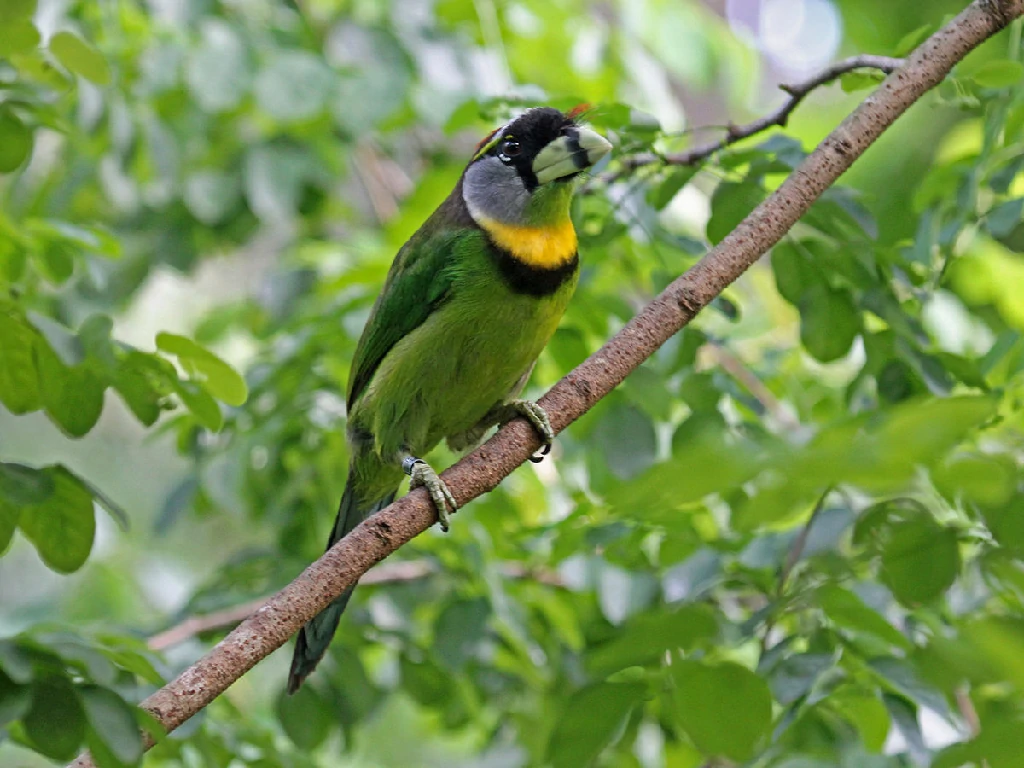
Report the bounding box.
[68,2,1024,764]
[146,560,436,652]
[145,561,563,651]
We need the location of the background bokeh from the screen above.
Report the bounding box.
[2,0,1024,766]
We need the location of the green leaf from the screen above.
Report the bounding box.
[731,478,822,531]
[112,351,174,427]
[621,365,675,421]
[22,677,86,761]
[880,514,960,606]
[80,685,142,765]
[933,453,1016,509]
[172,380,223,430]
[0,20,40,56]
[841,71,885,92]
[608,428,762,523]
[433,597,489,670]
[28,312,85,365]
[156,332,248,407]
[0,639,37,683]
[586,605,718,675]
[870,658,949,715]
[593,402,657,481]
[35,337,105,437]
[828,688,890,752]
[707,181,764,245]
[872,396,999,474]
[275,684,334,750]
[649,167,697,210]
[0,0,37,23]
[0,110,34,173]
[34,240,75,284]
[971,60,1024,89]
[818,584,911,650]
[961,617,1024,692]
[799,284,861,363]
[400,655,454,708]
[38,637,117,686]
[0,671,31,728]
[546,682,646,768]
[671,659,772,761]
[18,466,96,573]
[0,498,18,552]
[771,242,818,305]
[0,462,55,505]
[934,718,1024,768]
[96,646,163,687]
[983,494,1024,553]
[768,652,835,705]
[0,305,41,413]
[49,31,111,85]
[985,198,1024,238]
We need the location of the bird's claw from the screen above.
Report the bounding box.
[508,400,554,463]
[404,457,457,532]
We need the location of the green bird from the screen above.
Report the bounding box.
[288,106,611,692]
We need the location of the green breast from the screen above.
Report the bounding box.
[353,229,577,460]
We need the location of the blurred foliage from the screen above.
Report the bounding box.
[2,0,1024,766]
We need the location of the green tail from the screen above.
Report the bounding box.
[287,468,396,694]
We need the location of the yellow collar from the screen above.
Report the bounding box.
[474,215,578,270]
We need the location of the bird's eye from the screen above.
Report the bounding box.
[498,139,521,164]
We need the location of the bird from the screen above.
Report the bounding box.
[288,106,612,692]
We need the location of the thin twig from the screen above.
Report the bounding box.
[760,487,833,654]
[351,141,411,222]
[955,686,982,737]
[616,55,905,174]
[67,3,1024,764]
[700,342,801,432]
[779,487,833,594]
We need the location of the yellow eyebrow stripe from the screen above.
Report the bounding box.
[476,215,578,270]
[473,129,505,161]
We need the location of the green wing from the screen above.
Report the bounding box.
[346,226,466,410]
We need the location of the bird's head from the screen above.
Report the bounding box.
[462,106,611,229]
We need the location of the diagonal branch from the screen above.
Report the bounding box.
[145,561,563,651]
[146,560,436,652]
[618,55,905,174]
[68,1,1024,764]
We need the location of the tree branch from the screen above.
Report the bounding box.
[68,2,1024,764]
[145,561,563,651]
[618,55,905,174]
[146,560,436,652]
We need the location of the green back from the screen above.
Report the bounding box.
[346,221,464,410]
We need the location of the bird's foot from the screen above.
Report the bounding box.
[505,400,555,463]
[402,457,457,532]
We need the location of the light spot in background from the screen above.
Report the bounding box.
[139,559,194,612]
[923,291,995,356]
[505,3,541,36]
[621,41,686,132]
[663,183,712,233]
[726,0,842,76]
[571,23,606,76]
